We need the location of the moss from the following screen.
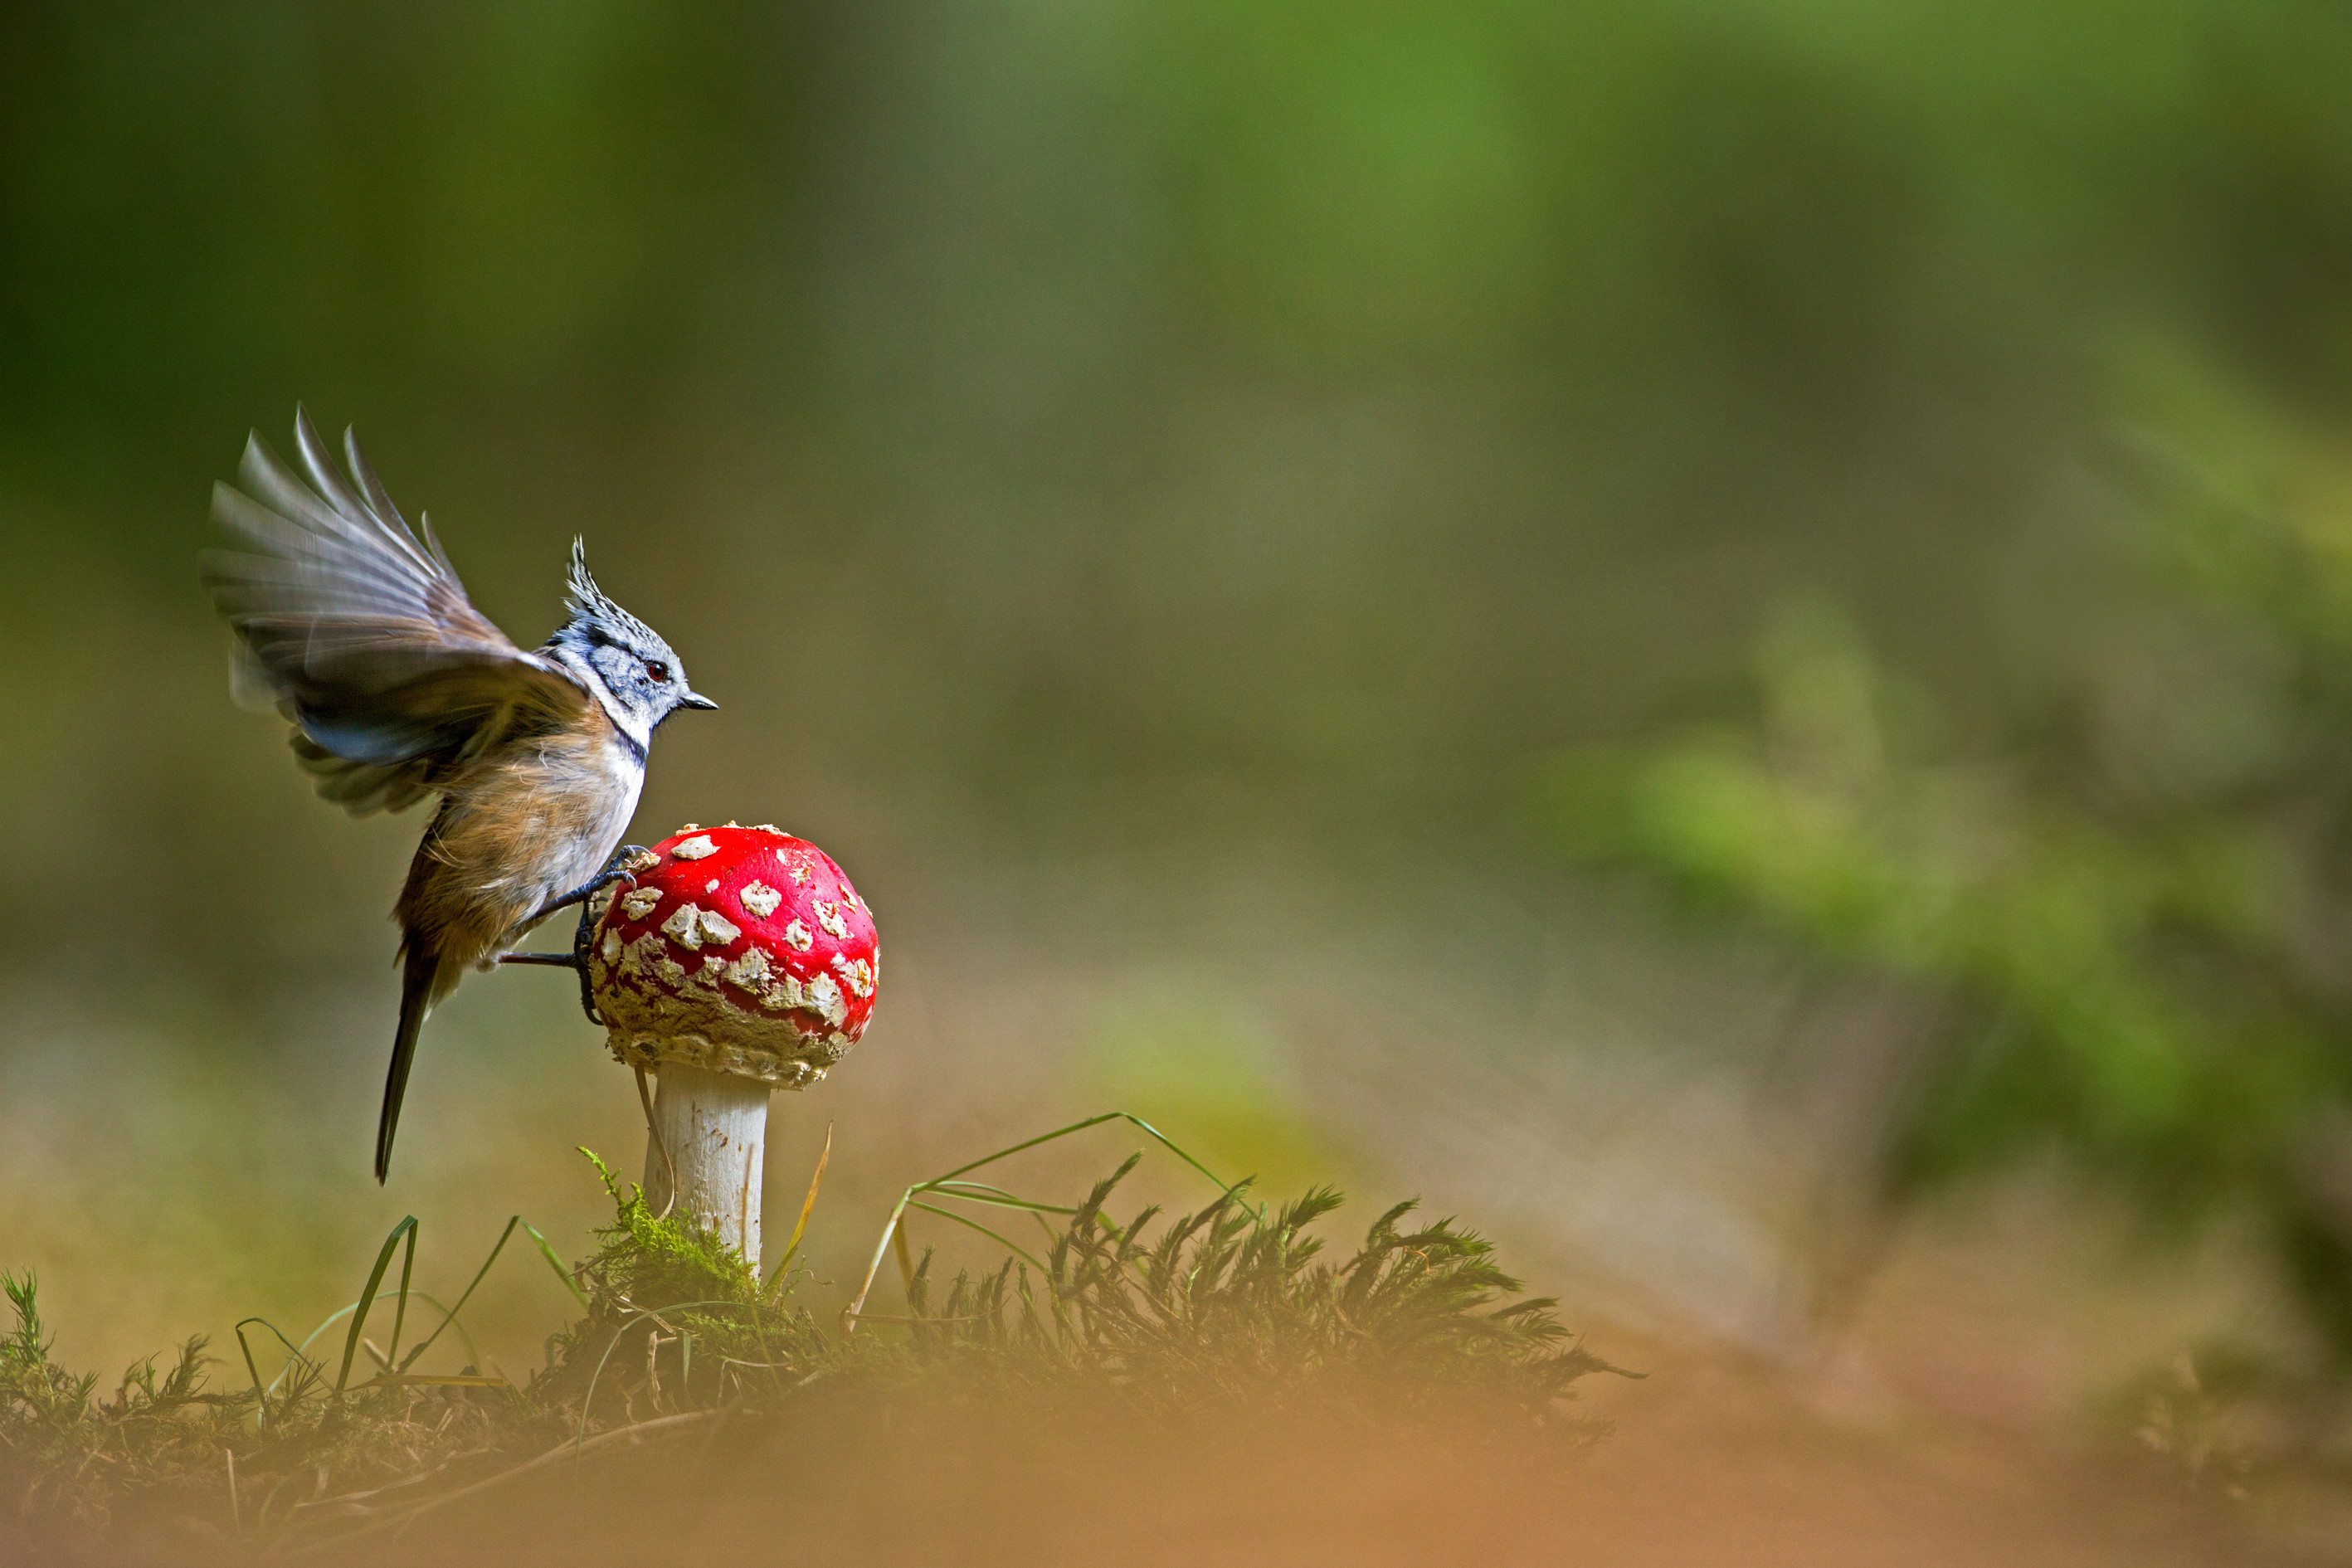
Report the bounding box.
[895,1158,1626,1426]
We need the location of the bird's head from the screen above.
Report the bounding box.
[547,539,717,747]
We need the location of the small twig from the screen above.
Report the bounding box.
[645,1331,670,1413]
[286,1412,720,1551]
[292,1449,483,1512]
[717,1356,801,1402]
[348,1372,510,1390]
[225,1448,241,1535]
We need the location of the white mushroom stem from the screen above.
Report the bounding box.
[642,1064,770,1263]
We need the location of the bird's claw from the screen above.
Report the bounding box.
[572,893,602,1026]
[507,844,657,1026]
[567,845,652,1026]
[528,845,657,928]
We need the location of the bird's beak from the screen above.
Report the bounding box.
[680,691,718,711]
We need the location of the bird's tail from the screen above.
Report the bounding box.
[377,941,440,1183]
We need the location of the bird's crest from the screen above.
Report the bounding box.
[564,538,659,646]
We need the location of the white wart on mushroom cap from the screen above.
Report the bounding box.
[588,824,880,1087]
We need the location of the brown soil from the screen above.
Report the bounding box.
[26,1343,2324,1568]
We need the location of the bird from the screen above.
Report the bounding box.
[202,407,716,1182]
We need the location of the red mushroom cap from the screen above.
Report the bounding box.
[588,823,879,1088]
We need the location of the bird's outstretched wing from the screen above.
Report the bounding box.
[202,407,589,815]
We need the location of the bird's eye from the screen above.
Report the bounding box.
[644,661,668,683]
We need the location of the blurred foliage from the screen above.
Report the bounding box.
[1548,356,2352,1354]
[12,0,2352,902]
[2120,1349,2259,1497]
[14,0,2352,1384]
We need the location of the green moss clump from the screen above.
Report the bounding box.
[532,1151,839,1416]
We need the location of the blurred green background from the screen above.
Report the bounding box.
[9,0,2352,1425]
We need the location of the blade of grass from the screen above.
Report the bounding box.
[927,1181,1083,1215]
[396,1215,577,1373]
[523,1218,592,1312]
[383,1217,418,1373]
[929,1111,1239,1199]
[231,1318,309,1428]
[844,1111,1244,1331]
[337,1216,416,1395]
[845,1193,917,1332]
[903,1200,1049,1276]
[278,1292,465,1393]
[764,1122,831,1294]
[935,1181,1122,1247]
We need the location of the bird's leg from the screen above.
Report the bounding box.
[525,844,656,926]
[498,845,654,1025]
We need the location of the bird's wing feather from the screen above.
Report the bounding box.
[202,407,589,814]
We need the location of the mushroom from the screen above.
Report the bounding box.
[587,823,880,1262]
